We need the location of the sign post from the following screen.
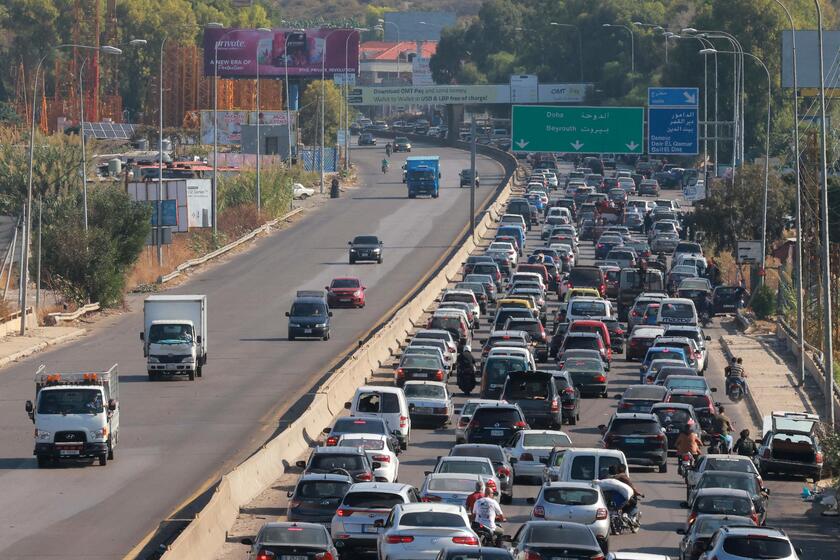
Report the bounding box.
[510,105,644,154]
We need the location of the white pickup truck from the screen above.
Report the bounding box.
[25,364,120,468]
[141,295,207,381]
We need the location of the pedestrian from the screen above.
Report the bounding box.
[733,429,757,457]
[644,211,653,234]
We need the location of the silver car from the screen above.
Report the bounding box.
[404,381,452,427]
[432,456,501,497]
[376,503,478,560]
[698,526,800,560]
[419,473,485,507]
[528,481,610,549]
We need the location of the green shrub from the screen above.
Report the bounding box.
[750,283,777,320]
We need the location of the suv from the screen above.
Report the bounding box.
[600,412,669,473]
[348,235,383,264]
[465,403,528,445]
[756,411,823,480]
[501,370,562,429]
[358,132,376,146]
[701,525,798,560]
[564,266,606,297]
[330,483,419,556]
[296,446,377,483]
[460,168,480,188]
[286,473,353,523]
[286,291,332,341]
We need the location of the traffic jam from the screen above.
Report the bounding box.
[241,155,821,560]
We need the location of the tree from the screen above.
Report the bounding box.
[298,80,342,147]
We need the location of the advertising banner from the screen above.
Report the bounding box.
[537,84,588,103]
[203,27,360,78]
[412,57,434,86]
[200,110,291,145]
[127,180,191,232]
[348,85,511,106]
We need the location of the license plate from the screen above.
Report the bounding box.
[304,329,313,334]
[282,556,308,560]
[552,557,578,560]
[626,438,645,444]
[414,407,433,414]
[491,429,504,437]
[413,373,429,379]
[59,449,80,456]
[363,525,379,534]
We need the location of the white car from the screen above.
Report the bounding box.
[488,242,518,266]
[529,481,611,548]
[505,429,572,481]
[337,434,400,483]
[407,342,455,374]
[441,290,481,322]
[377,503,478,560]
[455,399,497,444]
[293,182,315,199]
[403,381,452,427]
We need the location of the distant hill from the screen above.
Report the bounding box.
[270,0,481,21]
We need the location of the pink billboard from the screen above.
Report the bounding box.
[203,28,360,78]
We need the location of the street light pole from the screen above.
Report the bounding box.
[602,23,635,72]
[344,28,366,171]
[320,29,345,195]
[283,30,300,164]
[550,22,584,81]
[254,27,271,213]
[207,23,236,237]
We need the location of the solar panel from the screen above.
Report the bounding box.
[82,122,136,140]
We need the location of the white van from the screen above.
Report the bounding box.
[345,386,411,449]
[656,297,698,326]
[486,346,536,372]
[544,447,629,483]
[565,296,613,323]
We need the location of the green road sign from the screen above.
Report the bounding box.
[511,105,644,154]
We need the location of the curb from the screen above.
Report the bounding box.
[0,329,86,370]
[718,335,763,429]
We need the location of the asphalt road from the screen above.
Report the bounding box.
[390,178,840,560]
[0,139,504,559]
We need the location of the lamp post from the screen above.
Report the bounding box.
[254,27,271,213]
[602,23,635,72]
[344,28,366,171]
[321,29,344,195]
[21,43,122,335]
[377,19,401,79]
[283,29,303,164]
[634,22,667,63]
[549,22,584,81]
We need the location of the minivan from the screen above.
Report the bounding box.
[345,386,411,450]
[286,293,333,341]
[544,448,629,483]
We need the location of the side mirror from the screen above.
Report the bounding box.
[108,399,117,411]
[322,427,331,434]
[25,400,33,413]
[374,519,385,528]
[287,490,294,498]
[347,241,352,245]
[344,402,351,410]
[240,537,254,546]
[285,311,290,317]
[325,286,330,290]
[380,241,384,245]
[140,332,145,341]
[763,487,771,495]
[705,336,711,341]
[598,424,607,435]
[676,528,686,535]
[424,470,431,476]
[526,497,535,504]
[295,460,307,469]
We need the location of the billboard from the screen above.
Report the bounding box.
[348,83,591,105]
[203,27,360,78]
[782,30,840,89]
[200,110,292,145]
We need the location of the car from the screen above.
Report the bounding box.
[639,179,660,196]
[330,482,420,556]
[460,168,480,187]
[324,416,398,449]
[500,370,562,429]
[396,353,447,386]
[559,352,607,398]
[688,471,769,525]
[665,388,717,432]
[557,332,609,375]
[712,285,746,315]
[543,447,628,484]
[564,266,607,297]
[651,232,680,254]
[349,235,384,264]
[406,343,453,376]
[326,277,366,308]
[628,295,668,331]
[510,520,604,560]
[393,136,412,152]
[292,182,315,199]
[464,402,528,445]
[242,522,339,560]
[755,410,823,480]
[455,399,497,444]
[449,443,514,504]
[600,412,669,472]
[651,402,703,449]
[298,445,378,484]
[442,289,482,323]
[641,346,689,377]
[685,455,763,502]
[404,381,453,427]
[644,359,691,384]
[376,503,479,560]
[435,546,513,560]
[337,434,401,483]
[626,326,666,361]
[528,481,611,551]
[285,472,353,523]
[615,385,670,414]
[428,310,472,348]
[686,488,759,528]
[504,429,572,482]
[420,472,487,507]
[286,291,332,341]
[698,525,799,560]
[480,353,533,400]
[547,369,581,424]
[359,133,377,146]
[676,514,757,560]
[652,336,703,372]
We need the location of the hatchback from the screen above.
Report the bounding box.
[243,522,339,560]
[510,521,605,560]
[286,473,353,523]
[687,488,758,528]
[376,503,479,560]
[449,443,514,504]
[528,481,610,551]
[330,483,419,556]
[698,525,799,560]
[676,514,756,560]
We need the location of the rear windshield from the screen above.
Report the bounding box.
[451,446,503,461]
[694,496,753,516]
[404,384,446,399]
[654,408,692,425]
[569,455,623,480]
[524,433,572,448]
[334,418,386,434]
[310,454,365,471]
[259,525,328,546]
[297,480,351,498]
[669,395,710,410]
[542,488,599,506]
[445,293,475,304]
[356,392,401,414]
[343,492,404,509]
[665,379,709,392]
[428,477,477,492]
[565,337,599,350]
[568,268,602,285]
[527,525,594,546]
[722,537,791,559]
[660,302,695,319]
[472,408,521,425]
[429,316,462,332]
[400,512,465,528]
[484,359,528,384]
[341,438,385,452]
[609,420,660,435]
[472,264,499,275]
[563,357,603,371]
[698,474,755,493]
[570,301,607,317]
[506,321,542,336]
[503,378,551,400]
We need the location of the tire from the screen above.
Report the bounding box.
[349,257,355,264]
[196,365,203,378]
[500,492,513,505]
[323,332,331,341]
[659,461,668,473]
[378,257,383,264]
[36,456,50,468]
[147,371,158,381]
[568,414,577,426]
[288,335,295,341]
[98,454,107,466]
[188,369,195,381]
[107,439,114,460]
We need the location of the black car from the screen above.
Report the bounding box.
[676,514,756,560]
[284,473,353,523]
[296,446,377,483]
[323,416,399,448]
[711,285,746,315]
[559,351,607,397]
[602,318,626,354]
[615,385,670,414]
[358,132,376,146]
[549,369,581,424]
[548,322,570,359]
[242,522,340,560]
[394,353,446,386]
[286,292,332,341]
[449,443,514,504]
[511,521,605,559]
[465,403,528,445]
[501,371,562,429]
[460,168,480,187]
[600,412,668,472]
[348,235,383,264]
[436,546,514,560]
[651,402,702,449]
[504,318,548,362]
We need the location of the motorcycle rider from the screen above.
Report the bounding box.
[711,405,734,452]
[456,345,477,396]
[675,425,703,461]
[610,464,643,516]
[472,484,505,545]
[385,142,392,157]
[733,429,758,457]
[381,158,389,173]
[466,480,484,516]
[725,357,747,397]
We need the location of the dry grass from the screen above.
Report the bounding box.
[218,205,263,239]
[37,303,68,326]
[126,234,199,287]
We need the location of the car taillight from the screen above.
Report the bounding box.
[421,495,442,502]
[525,551,543,560]
[400,415,408,428]
[816,451,824,464]
[596,243,604,248]
[256,549,277,560]
[373,454,391,463]
[452,536,479,545]
[288,500,301,509]
[619,402,632,409]
[532,505,545,518]
[314,553,334,560]
[458,417,470,427]
[687,512,697,525]
[591,555,606,560]
[337,508,353,517]
[520,452,534,461]
[396,368,404,379]
[751,513,759,525]
[655,434,666,442]
[386,535,414,544]
[550,398,559,412]
[595,375,606,382]
[497,466,511,477]
[514,421,528,429]
[435,370,444,381]
[357,472,373,481]
[468,420,480,430]
[326,436,338,446]
[596,507,608,520]
[566,281,573,288]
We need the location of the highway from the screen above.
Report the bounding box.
[0,139,504,559]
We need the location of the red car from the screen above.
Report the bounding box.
[326,277,366,308]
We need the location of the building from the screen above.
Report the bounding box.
[359,41,438,85]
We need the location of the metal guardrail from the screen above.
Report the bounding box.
[47,303,101,324]
[158,207,304,284]
[777,317,840,406]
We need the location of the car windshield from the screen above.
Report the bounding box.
[698,474,755,494]
[428,477,478,492]
[332,279,360,289]
[297,480,351,498]
[353,236,379,245]
[439,460,492,476]
[310,454,365,471]
[527,525,595,546]
[542,488,598,506]
[694,516,753,535]
[400,512,466,528]
[722,536,792,559]
[148,324,193,344]
[38,389,103,415]
[290,302,325,317]
[654,408,692,425]
[259,525,328,546]
[343,491,404,509]
[504,378,550,400]
[665,379,708,392]
[404,384,446,399]
[705,458,755,473]
[570,301,607,316]
[524,433,572,447]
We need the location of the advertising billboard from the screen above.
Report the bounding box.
[200,110,292,145]
[203,27,360,78]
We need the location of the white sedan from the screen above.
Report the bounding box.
[337,433,400,483]
[377,503,478,560]
[293,182,315,199]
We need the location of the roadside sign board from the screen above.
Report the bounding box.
[648,87,699,106]
[648,107,699,155]
[736,240,762,263]
[510,74,539,103]
[510,105,644,154]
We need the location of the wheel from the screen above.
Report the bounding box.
[98,454,107,466]
[147,371,158,381]
[323,332,331,341]
[601,391,608,398]
[349,257,355,264]
[107,439,114,460]
[659,461,668,473]
[432,192,439,198]
[36,456,50,468]
[188,369,195,381]
[288,335,295,341]
[500,492,513,505]
[378,257,383,264]
[568,414,577,426]
[196,365,203,378]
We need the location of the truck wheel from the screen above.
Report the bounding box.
[36,456,50,468]
[197,365,203,378]
[378,256,383,264]
[432,192,439,198]
[349,257,355,264]
[188,370,195,381]
[98,454,107,466]
[147,371,158,381]
[107,439,114,460]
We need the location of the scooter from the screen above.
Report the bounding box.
[471,522,504,547]
[678,452,695,480]
[727,378,746,403]
[381,161,389,174]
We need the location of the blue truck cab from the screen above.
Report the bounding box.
[405,156,441,199]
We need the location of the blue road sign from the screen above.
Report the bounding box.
[648,87,699,107]
[648,107,699,155]
[150,199,178,227]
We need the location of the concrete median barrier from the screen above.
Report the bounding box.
[160,143,519,560]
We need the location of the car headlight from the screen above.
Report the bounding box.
[35,429,51,441]
[90,427,109,439]
[181,356,195,363]
[316,323,328,328]
[148,356,160,363]
[354,290,362,297]
[289,322,301,328]
[373,248,381,253]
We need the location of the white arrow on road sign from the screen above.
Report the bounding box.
[683,91,697,104]
[515,139,529,149]
[626,141,639,151]
[570,140,584,151]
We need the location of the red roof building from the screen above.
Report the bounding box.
[358,41,438,85]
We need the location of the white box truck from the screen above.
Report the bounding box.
[141,295,208,381]
[25,364,120,468]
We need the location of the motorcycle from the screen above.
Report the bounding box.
[727,377,746,402]
[457,363,477,395]
[471,522,503,547]
[678,452,695,480]
[700,309,711,327]
[706,433,729,455]
[381,162,389,174]
[608,497,641,535]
